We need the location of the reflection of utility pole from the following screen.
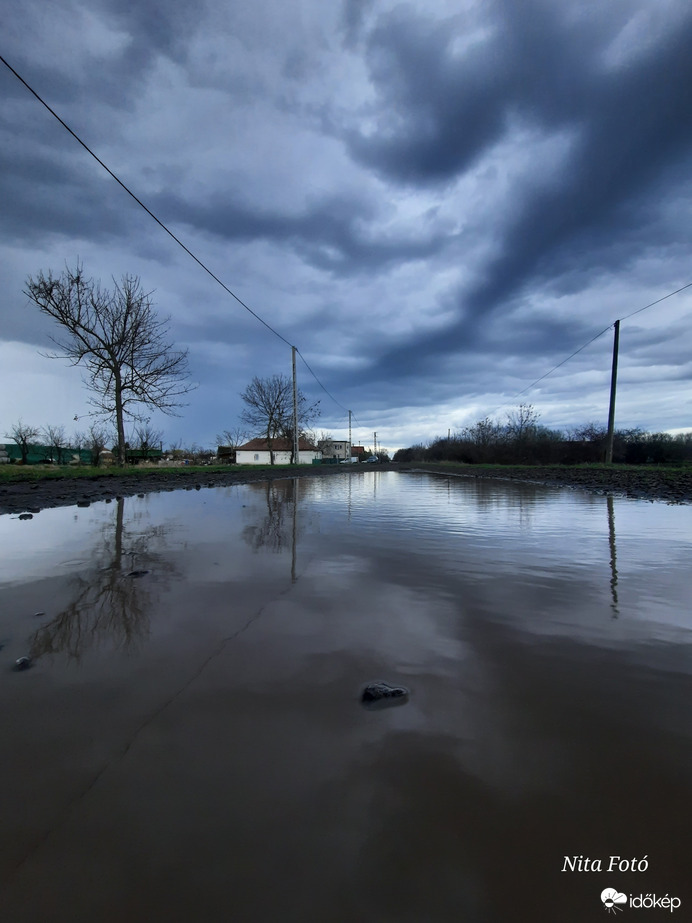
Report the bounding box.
[291,346,299,465]
[605,320,620,464]
[607,494,619,617]
[291,480,297,583]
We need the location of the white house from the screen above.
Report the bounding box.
[317,438,351,460]
[235,437,322,465]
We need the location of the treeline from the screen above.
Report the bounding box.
[393,405,692,466]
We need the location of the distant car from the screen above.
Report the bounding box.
[364,456,379,463]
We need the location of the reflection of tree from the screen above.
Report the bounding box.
[242,479,298,553]
[29,497,178,662]
[242,479,306,582]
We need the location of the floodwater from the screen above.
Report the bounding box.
[1,471,690,922]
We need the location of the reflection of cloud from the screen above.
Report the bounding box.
[29,498,179,663]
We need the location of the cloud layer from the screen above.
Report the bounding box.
[1,0,691,451]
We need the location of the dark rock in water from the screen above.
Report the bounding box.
[18,513,33,520]
[76,500,91,508]
[14,656,33,671]
[361,681,410,709]
[126,569,149,578]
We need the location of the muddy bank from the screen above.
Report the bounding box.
[0,464,396,516]
[409,462,692,504]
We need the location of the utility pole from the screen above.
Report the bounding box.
[373,432,377,458]
[605,320,620,465]
[291,346,299,465]
[348,410,352,457]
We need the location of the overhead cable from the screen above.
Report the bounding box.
[0,54,295,349]
[493,278,692,415]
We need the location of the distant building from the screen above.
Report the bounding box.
[318,438,351,461]
[216,445,237,464]
[351,445,365,458]
[235,437,321,465]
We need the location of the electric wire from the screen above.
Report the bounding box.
[492,279,692,416]
[0,53,295,349]
[295,349,350,414]
[494,323,614,413]
[619,281,692,321]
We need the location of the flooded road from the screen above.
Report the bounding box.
[1,472,690,921]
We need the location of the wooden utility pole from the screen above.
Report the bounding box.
[291,346,299,465]
[348,410,352,457]
[373,432,377,457]
[605,320,620,464]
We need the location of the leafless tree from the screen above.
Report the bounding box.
[25,263,195,465]
[506,403,540,441]
[215,426,248,449]
[568,422,608,442]
[6,420,40,464]
[134,422,163,460]
[82,422,111,467]
[42,424,68,464]
[239,374,320,464]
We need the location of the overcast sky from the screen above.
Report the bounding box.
[2,0,691,453]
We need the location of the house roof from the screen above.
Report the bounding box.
[237,437,319,452]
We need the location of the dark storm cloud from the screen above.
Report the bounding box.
[344,0,692,382]
[153,190,452,275]
[0,143,135,249]
[2,0,203,113]
[340,0,375,48]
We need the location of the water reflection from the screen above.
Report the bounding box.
[29,497,177,662]
[242,479,302,582]
[607,494,619,617]
[1,473,690,922]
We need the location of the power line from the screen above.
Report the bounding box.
[2,52,359,423]
[492,279,692,416]
[494,323,614,413]
[295,349,350,414]
[0,53,294,348]
[620,281,692,321]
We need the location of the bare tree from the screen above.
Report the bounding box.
[42,424,68,464]
[134,422,163,460]
[568,422,608,442]
[215,426,248,449]
[6,420,40,464]
[506,403,540,441]
[239,374,320,464]
[83,423,111,467]
[25,264,195,465]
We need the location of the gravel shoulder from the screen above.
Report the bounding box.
[1,462,691,516]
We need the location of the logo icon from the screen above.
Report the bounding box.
[601,888,628,913]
